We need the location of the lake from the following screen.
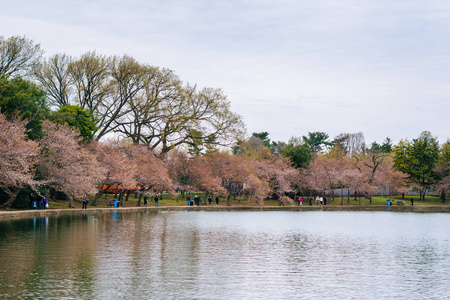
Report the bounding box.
[0,210,449,299]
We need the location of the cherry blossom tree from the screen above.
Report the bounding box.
[189,154,226,197]
[201,152,248,205]
[164,150,195,195]
[124,144,175,202]
[307,156,342,201]
[376,160,408,201]
[251,157,297,205]
[38,120,105,207]
[0,113,39,208]
[435,142,450,202]
[90,141,137,206]
[339,159,364,204]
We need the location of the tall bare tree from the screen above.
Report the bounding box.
[0,35,43,78]
[95,55,147,140]
[34,53,73,106]
[68,51,111,114]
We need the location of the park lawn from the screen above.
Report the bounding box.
[303,195,446,206]
[43,193,447,209]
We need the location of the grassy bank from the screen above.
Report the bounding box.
[4,193,447,211]
[1,194,449,220]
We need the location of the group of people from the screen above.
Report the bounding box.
[142,195,160,207]
[297,196,328,206]
[29,192,48,210]
[187,195,219,206]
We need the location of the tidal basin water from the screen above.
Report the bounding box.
[0,211,449,299]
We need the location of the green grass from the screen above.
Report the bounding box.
[36,193,449,210]
[317,195,446,206]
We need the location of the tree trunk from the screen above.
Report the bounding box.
[49,187,56,202]
[119,189,125,207]
[92,190,102,206]
[226,194,231,206]
[114,187,119,199]
[340,189,344,206]
[0,188,19,209]
[125,190,130,201]
[204,192,209,206]
[388,186,391,201]
[92,184,110,206]
[66,193,74,208]
[441,190,446,203]
[137,193,143,206]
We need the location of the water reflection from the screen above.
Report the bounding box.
[0,211,449,299]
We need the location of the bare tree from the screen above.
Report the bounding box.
[34,53,73,106]
[124,83,245,155]
[0,36,43,78]
[69,51,111,114]
[334,132,366,157]
[94,55,147,140]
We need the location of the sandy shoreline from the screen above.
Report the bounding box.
[1,204,449,219]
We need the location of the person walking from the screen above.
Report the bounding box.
[315,196,320,205]
[323,196,327,206]
[215,196,219,206]
[154,195,159,207]
[43,197,48,210]
[82,197,88,209]
[309,197,312,206]
[187,196,191,206]
[411,197,414,206]
[299,197,303,206]
[208,196,212,206]
[144,195,148,207]
[29,192,35,209]
[36,193,43,210]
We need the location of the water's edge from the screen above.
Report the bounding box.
[1,204,449,219]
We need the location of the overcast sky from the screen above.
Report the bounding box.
[2,0,449,145]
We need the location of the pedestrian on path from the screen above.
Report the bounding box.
[82,198,88,209]
[43,197,48,210]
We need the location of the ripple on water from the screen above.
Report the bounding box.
[0,211,449,299]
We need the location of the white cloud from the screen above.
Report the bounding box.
[1,0,449,144]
